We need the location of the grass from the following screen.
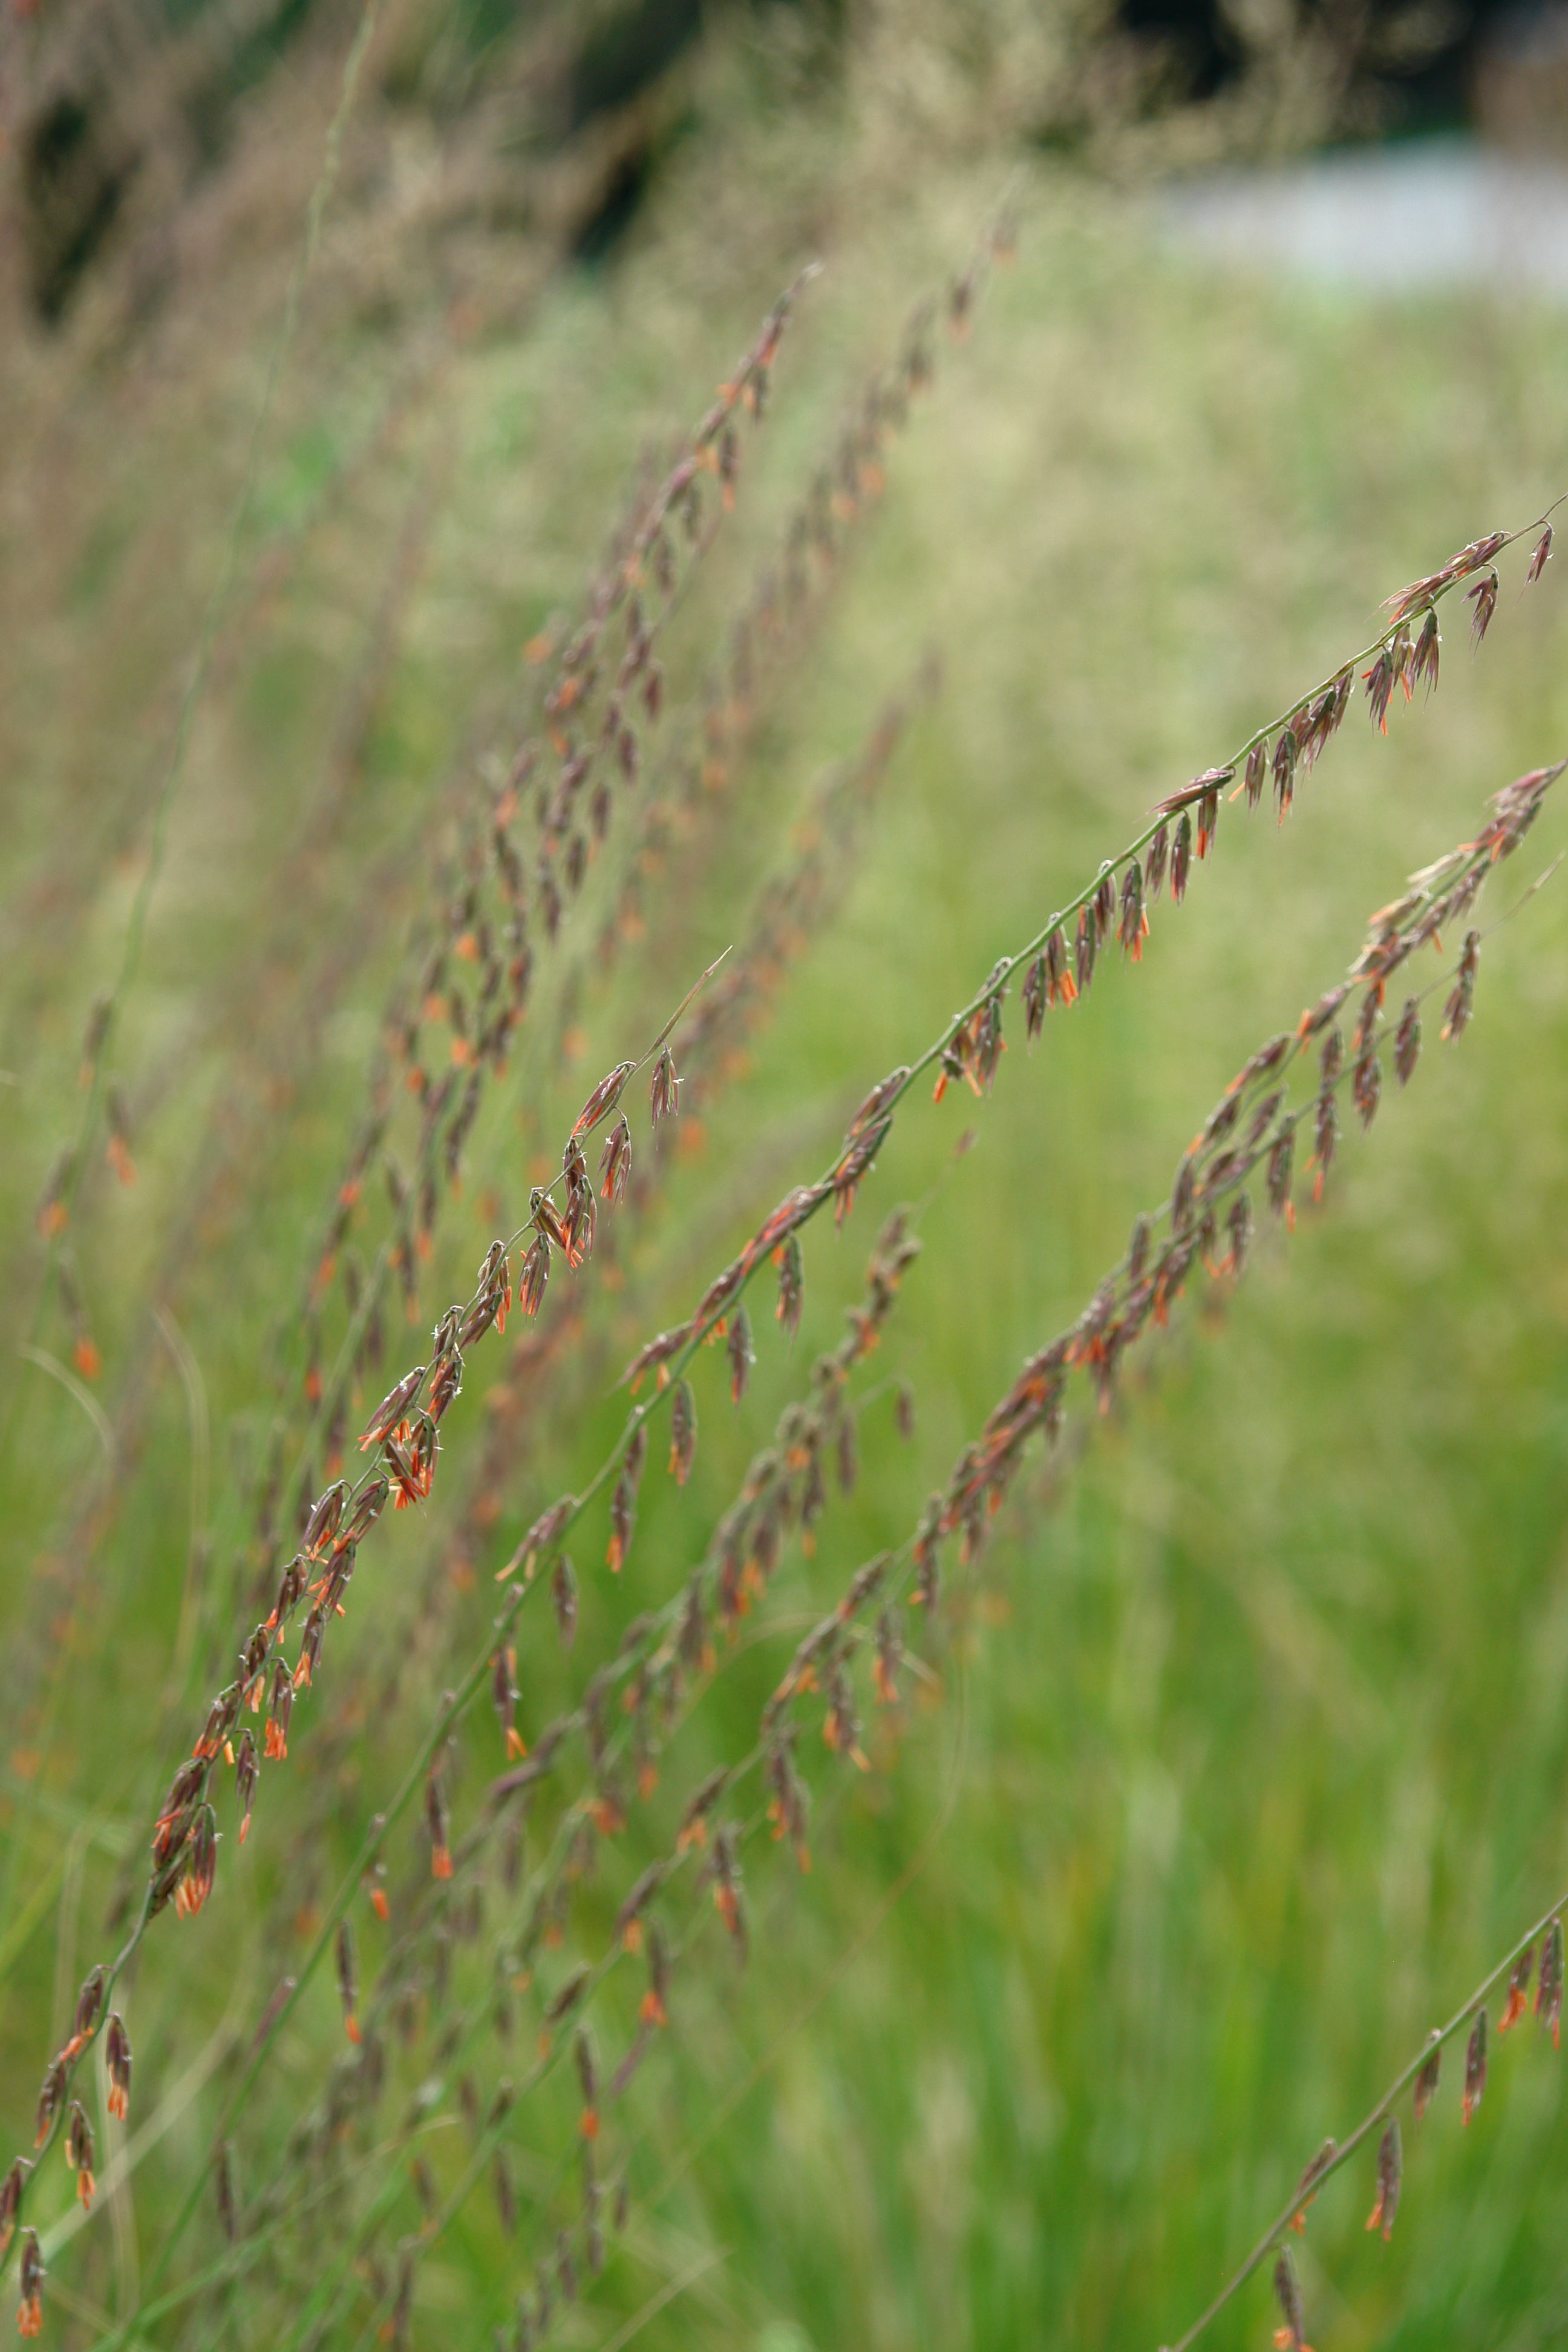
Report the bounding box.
[2,117,1567,2352]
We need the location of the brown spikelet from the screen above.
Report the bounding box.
[0,2158,30,2262]
[358,1366,426,1451]
[1272,2247,1310,2352]
[1118,860,1147,959]
[1171,811,1193,901]
[425,1771,452,1880]
[1074,901,1097,995]
[336,1918,359,2043]
[1043,923,1077,1005]
[1243,738,1267,807]
[18,2229,43,2339]
[1364,2117,1400,2239]
[1463,2008,1488,2124]
[598,1116,632,1203]
[727,1305,755,1404]
[775,1234,804,1334]
[1267,1128,1295,1224]
[65,2102,95,2210]
[1441,930,1480,1040]
[105,2014,131,2122]
[1022,954,1047,1038]
[552,1555,578,1648]
[1536,1919,1563,2045]
[668,1381,696,1483]
[648,1047,679,1126]
[1351,1047,1381,1130]
[571,1060,635,1140]
[1466,567,1500,644]
[607,1425,647,1573]
[1499,1942,1534,2031]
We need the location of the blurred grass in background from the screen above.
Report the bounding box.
[2,2,1568,2344]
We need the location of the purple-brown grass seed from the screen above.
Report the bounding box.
[1463,2008,1489,2125]
[1267,1129,1295,1224]
[235,1732,258,1842]
[1313,1090,1338,1194]
[530,1187,567,1252]
[912,1497,942,1610]
[669,1381,697,1484]
[836,1411,858,1497]
[65,2102,94,2210]
[1074,903,1097,995]
[1393,999,1422,1085]
[598,1116,632,1204]
[214,2143,238,2243]
[1500,1943,1535,2030]
[1272,2246,1309,2352]
[552,1557,578,1649]
[727,1307,755,1405]
[426,1772,452,1881]
[1171,812,1193,902]
[649,1047,679,1126]
[1225,1191,1253,1276]
[776,1235,804,1336]
[1244,739,1267,808]
[105,2015,131,2120]
[358,1366,426,1452]
[607,1426,647,1573]
[571,1060,635,1142]
[64,1967,103,2059]
[1442,931,1480,1041]
[518,1234,550,1319]
[1352,1048,1382,1130]
[1467,567,1500,644]
[1119,861,1147,960]
[1365,2117,1401,2239]
[0,2159,30,2260]
[18,2229,43,2339]
[495,2151,517,2236]
[1022,955,1047,1039]
[337,1918,360,2043]
[1537,1919,1563,2045]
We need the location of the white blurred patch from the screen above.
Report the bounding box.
[1161,138,1568,295]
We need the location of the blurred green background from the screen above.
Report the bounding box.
[3,3,1568,2347]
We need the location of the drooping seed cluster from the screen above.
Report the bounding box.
[1171,1908,1567,2352]
[0,954,742,2289]
[186,230,995,1808]
[201,756,1568,2352]
[6,243,1566,2350]
[198,1214,930,2342]
[244,676,935,1971]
